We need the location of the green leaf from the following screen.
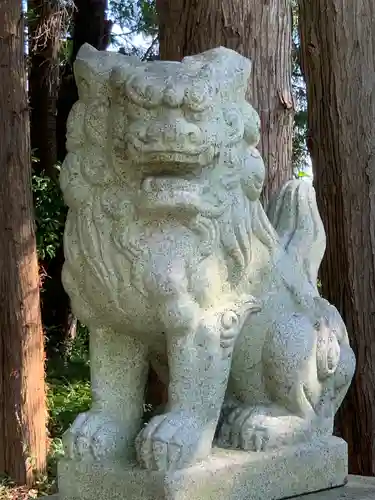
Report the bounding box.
[297,170,310,178]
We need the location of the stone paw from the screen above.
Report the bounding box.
[218,405,310,452]
[135,410,210,471]
[62,409,128,460]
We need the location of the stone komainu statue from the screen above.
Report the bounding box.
[60,44,355,472]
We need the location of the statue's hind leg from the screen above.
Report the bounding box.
[63,326,149,462]
[219,311,355,452]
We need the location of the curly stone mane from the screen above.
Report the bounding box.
[60,45,285,301]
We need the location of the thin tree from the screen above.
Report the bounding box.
[299,0,375,475]
[28,0,69,181]
[156,0,294,205]
[0,0,47,485]
[71,0,111,62]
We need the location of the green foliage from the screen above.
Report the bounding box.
[47,324,91,438]
[47,379,91,438]
[32,326,91,494]
[0,342,86,496]
[109,0,158,58]
[296,170,310,179]
[32,160,67,261]
[291,0,309,175]
[110,0,157,35]
[59,38,74,67]
[292,71,309,173]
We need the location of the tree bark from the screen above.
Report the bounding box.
[28,0,69,360]
[28,0,61,181]
[71,0,111,62]
[156,0,294,205]
[0,0,47,485]
[299,0,375,476]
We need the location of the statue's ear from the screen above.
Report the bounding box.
[76,43,98,60]
[182,47,252,100]
[74,44,100,100]
[74,44,126,102]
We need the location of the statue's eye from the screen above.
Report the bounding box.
[184,109,204,123]
[163,84,184,107]
[184,85,210,111]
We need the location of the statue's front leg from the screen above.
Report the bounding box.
[136,294,260,471]
[63,326,148,462]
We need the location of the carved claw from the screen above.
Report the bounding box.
[135,411,209,471]
[218,405,312,452]
[63,410,127,461]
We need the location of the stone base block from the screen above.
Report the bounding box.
[58,436,347,500]
[50,476,375,500]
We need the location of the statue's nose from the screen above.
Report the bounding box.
[144,117,203,146]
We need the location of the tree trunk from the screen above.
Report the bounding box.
[28,0,61,181]
[71,0,111,62]
[28,0,69,360]
[0,0,47,485]
[156,0,294,205]
[51,0,111,359]
[299,0,375,476]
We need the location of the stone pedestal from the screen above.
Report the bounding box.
[48,475,375,500]
[58,436,347,500]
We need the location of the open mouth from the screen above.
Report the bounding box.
[134,151,208,165]
[125,137,215,166]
